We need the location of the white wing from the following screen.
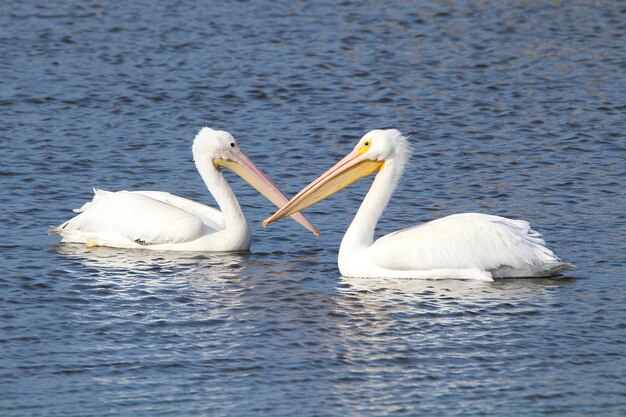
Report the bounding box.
[58,190,214,245]
[371,213,563,274]
[131,190,223,230]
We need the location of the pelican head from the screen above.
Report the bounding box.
[193,127,319,236]
[263,129,408,228]
[354,129,408,162]
[192,127,242,163]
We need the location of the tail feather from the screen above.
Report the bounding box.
[548,261,575,273]
[47,227,85,243]
[48,219,70,235]
[492,261,575,278]
[72,188,110,213]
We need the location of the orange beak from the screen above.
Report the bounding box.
[215,149,319,236]
[262,149,383,231]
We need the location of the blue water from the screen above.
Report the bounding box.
[1,1,625,416]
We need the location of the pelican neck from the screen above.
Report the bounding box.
[341,156,403,250]
[195,159,247,230]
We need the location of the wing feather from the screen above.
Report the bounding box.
[61,191,209,245]
[371,213,560,272]
[133,190,223,230]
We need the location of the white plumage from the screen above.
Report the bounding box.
[264,129,572,280]
[50,128,318,251]
[351,213,568,280]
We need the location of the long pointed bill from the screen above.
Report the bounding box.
[262,149,383,228]
[215,150,319,237]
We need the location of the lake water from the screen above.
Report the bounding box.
[1,1,625,416]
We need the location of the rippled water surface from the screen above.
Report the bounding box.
[1,1,625,416]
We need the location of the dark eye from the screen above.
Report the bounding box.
[230,142,235,148]
[364,141,369,146]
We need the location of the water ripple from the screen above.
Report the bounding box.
[0,0,625,416]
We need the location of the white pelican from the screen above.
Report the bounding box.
[264,129,572,280]
[50,127,318,251]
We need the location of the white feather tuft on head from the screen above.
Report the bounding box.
[192,127,237,163]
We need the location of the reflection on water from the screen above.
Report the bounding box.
[323,275,581,416]
[53,244,249,302]
[331,275,575,342]
[338,275,574,303]
[54,243,246,278]
[332,277,574,343]
[330,276,575,348]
